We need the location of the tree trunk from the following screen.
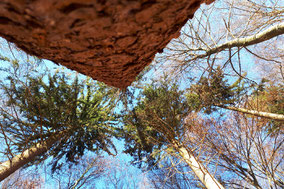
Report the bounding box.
[0,132,62,181]
[188,22,284,62]
[216,105,284,121]
[0,0,209,89]
[174,144,225,189]
[208,22,284,52]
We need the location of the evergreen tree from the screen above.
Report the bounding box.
[120,79,224,189]
[0,57,118,181]
[186,68,284,121]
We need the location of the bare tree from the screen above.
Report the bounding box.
[50,155,109,189]
[184,110,283,189]
[0,168,43,189]
[154,0,283,83]
[101,157,145,189]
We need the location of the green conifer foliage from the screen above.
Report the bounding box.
[120,80,189,169]
[0,58,117,171]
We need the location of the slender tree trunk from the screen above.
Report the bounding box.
[189,22,284,62]
[0,132,63,181]
[216,105,284,121]
[70,159,97,189]
[174,144,225,189]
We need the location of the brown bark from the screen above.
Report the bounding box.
[0,0,212,88]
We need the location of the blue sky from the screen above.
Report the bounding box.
[0,40,148,188]
[0,0,283,188]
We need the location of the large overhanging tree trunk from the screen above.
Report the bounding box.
[174,143,225,189]
[0,132,64,181]
[0,0,215,89]
[215,104,284,121]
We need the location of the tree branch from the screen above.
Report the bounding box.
[215,104,284,121]
[186,22,284,62]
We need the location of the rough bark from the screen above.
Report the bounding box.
[0,133,62,181]
[176,145,225,189]
[0,0,213,88]
[216,104,284,121]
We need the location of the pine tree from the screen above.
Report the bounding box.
[0,57,118,181]
[120,79,224,189]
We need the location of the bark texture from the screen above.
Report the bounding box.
[0,0,213,88]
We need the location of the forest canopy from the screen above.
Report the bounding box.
[0,0,283,188]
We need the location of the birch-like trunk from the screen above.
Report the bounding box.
[175,144,225,189]
[188,22,284,62]
[0,132,62,181]
[216,105,284,121]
